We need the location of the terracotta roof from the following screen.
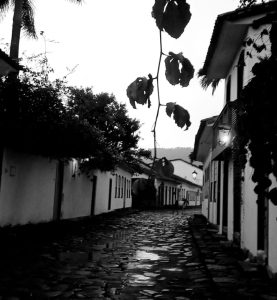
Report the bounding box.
[201,1,277,76]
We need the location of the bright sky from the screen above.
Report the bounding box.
[0,0,238,150]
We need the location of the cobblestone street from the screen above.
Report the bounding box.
[0,209,276,300]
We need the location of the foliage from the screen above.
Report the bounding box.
[238,0,266,8]
[234,23,277,205]
[0,0,36,39]
[153,157,174,177]
[152,0,191,39]
[67,87,151,172]
[0,0,83,58]
[165,52,194,87]
[126,0,193,166]
[197,68,220,95]
[0,60,151,173]
[126,75,153,109]
[166,102,191,129]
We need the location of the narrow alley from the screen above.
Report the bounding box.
[0,209,276,300]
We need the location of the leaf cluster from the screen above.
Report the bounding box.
[152,0,191,39]
[126,0,194,136]
[234,56,277,205]
[165,52,194,87]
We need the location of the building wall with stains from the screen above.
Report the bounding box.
[0,148,56,226]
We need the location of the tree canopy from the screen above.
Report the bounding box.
[0,61,150,172]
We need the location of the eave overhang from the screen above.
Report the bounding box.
[192,116,218,163]
[202,2,277,80]
[212,101,238,161]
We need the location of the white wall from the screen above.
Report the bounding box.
[227,159,234,241]
[93,167,132,215]
[202,198,209,218]
[219,161,224,234]
[62,160,92,219]
[171,160,203,186]
[244,24,272,84]
[268,174,277,274]
[225,24,272,104]
[0,148,56,226]
[241,156,258,255]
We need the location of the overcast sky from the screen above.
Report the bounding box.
[0,0,238,151]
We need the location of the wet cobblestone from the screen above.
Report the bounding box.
[0,209,276,299]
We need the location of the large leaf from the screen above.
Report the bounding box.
[152,0,191,39]
[179,55,195,87]
[154,157,174,177]
[165,55,180,85]
[151,0,167,31]
[166,102,191,130]
[165,52,194,87]
[126,75,154,109]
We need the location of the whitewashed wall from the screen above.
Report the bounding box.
[227,159,234,241]
[0,148,56,226]
[268,175,277,275]
[223,23,272,245]
[61,160,92,219]
[225,24,272,105]
[93,167,132,215]
[241,156,258,256]
[203,155,210,218]
[208,161,219,224]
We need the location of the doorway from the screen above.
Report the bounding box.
[91,175,97,215]
[53,160,64,221]
[222,160,229,230]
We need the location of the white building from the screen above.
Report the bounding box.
[0,148,133,226]
[132,160,202,208]
[193,2,277,276]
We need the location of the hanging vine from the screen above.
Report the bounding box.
[234,21,277,205]
[126,0,194,176]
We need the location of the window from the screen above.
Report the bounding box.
[118,176,121,198]
[115,174,118,198]
[121,176,124,198]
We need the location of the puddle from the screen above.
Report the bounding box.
[127,263,153,270]
[140,246,169,252]
[135,250,161,261]
[162,267,183,272]
[128,274,156,286]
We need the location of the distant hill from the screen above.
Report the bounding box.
[148,147,193,162]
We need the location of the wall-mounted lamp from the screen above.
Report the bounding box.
[192,170,197,180]
[218,124,231,146]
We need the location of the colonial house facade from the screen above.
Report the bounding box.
[132,160,202,208]
[0,148,133,226]
[192,2,277,276]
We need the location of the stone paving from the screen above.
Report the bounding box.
[190,215,277,300]
[0,209,276,300]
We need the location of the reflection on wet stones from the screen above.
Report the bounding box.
[0,210,214,299]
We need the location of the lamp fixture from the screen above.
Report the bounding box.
[192,170,197,180]
[217,124,231,146]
